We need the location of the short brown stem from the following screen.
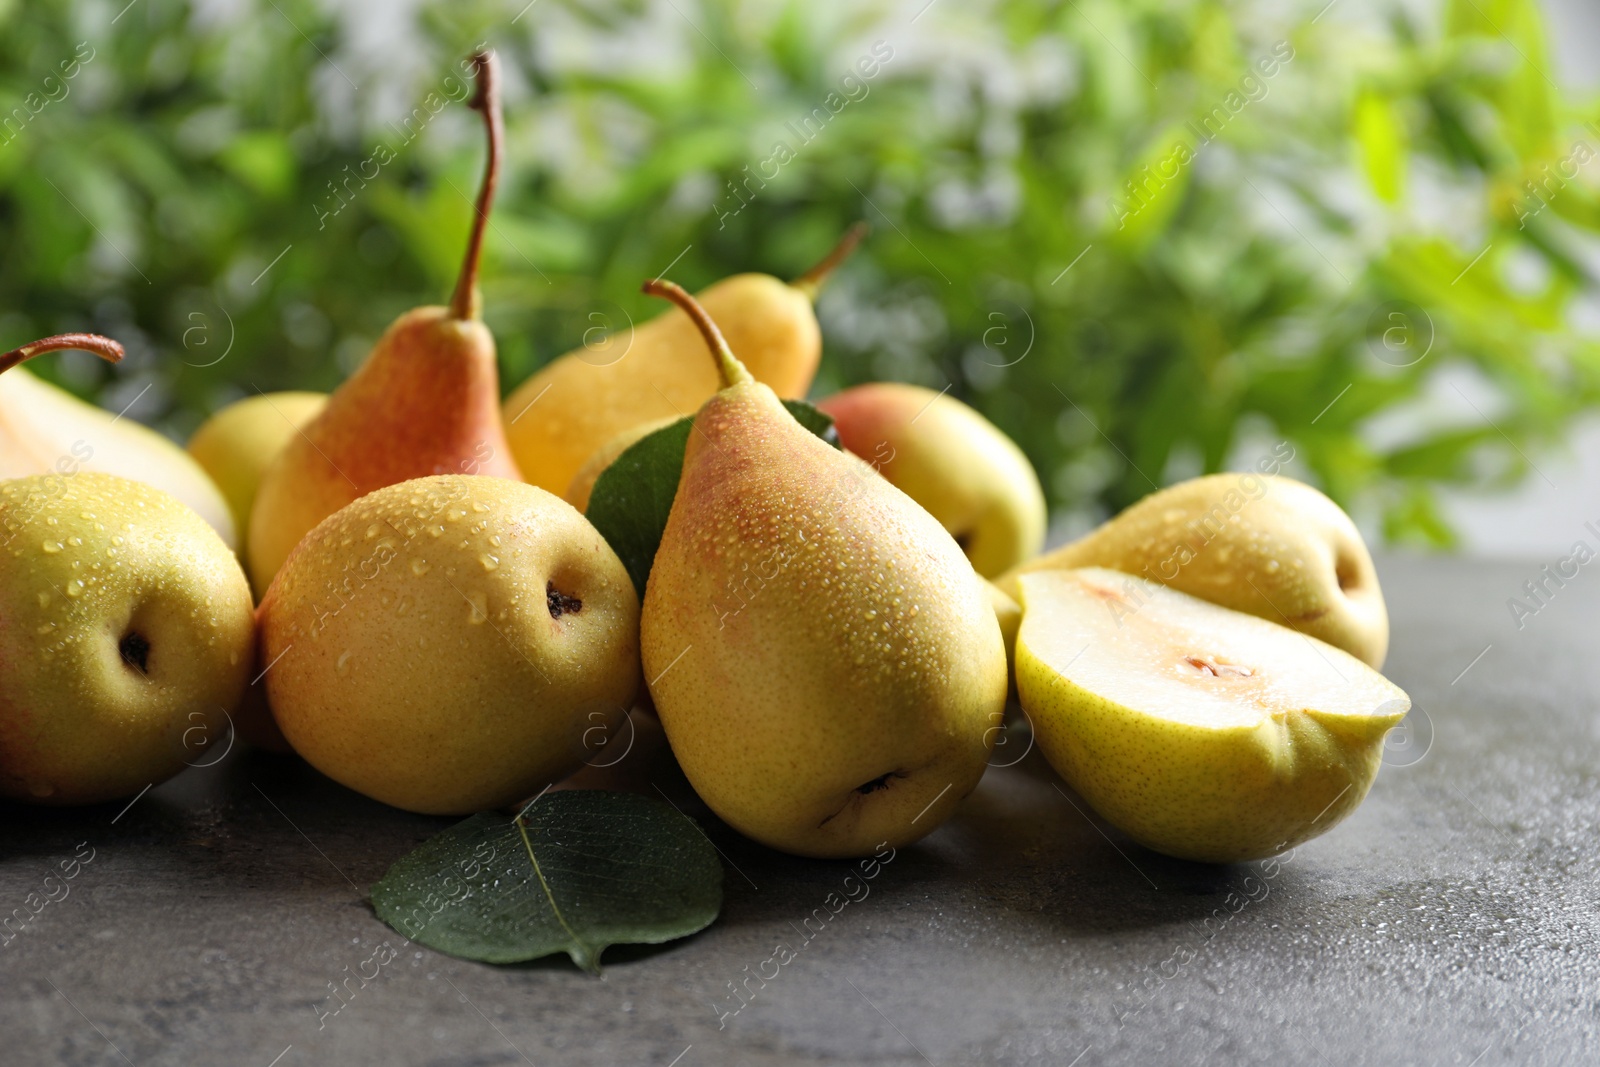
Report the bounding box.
[641,278,751,389]
[0,333,125,376]
[449,50,502,321]
[790,221,868,300]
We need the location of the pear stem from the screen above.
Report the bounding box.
[789,221,869,301]
[449,49,502,322]
[0,333,124,376]
[641,278,752,389]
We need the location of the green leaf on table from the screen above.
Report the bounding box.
[370,791,722,974]
[585,399,837,598]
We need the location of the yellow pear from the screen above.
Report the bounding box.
[1001,473,1389,668]
[502,224,866,496]
[983,577,1021,675]
[0,333,235,548]
[248,52,521,592]
[1016,569,1408,862]
[638,279,1007,859]
[0,472,254,804]
[187,391,325,572]
[257,475,641,815]
[817,382,1046,577]
[563,416,677,512]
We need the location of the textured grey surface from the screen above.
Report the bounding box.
[2,555,1596,1066]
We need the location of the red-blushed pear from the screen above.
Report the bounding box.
[0,334,235,547]
[638,279,1007,859]
[817,382,1046,578]
[247,51,521,591]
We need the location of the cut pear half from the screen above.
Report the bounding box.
[1016,568,1409,863]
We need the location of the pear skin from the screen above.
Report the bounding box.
[188,390,326,570]
[0,472,254,804]
[247,53,521,591]
[0,334,235,548]
[249,310,519,587]
[817,382,1046,578]
[1001,473,1389,668]
[563,415,678,513]
[503,225,866,496]
[638,280,1006,859]
[1016,569,1407,862]
[258,475,641,815]
[983,577,1021,676]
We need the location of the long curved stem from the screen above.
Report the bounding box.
[0,333,124,376]
[789,221,868,301]
[449,49,502,321]
[641,278,751,389]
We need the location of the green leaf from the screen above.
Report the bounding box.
[216,131,296,200]
[1353,90,1406,203]
[370,791,722,974]
[1108,122,1194,249]
[586,400,836,598]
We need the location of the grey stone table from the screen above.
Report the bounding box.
[2,556,1596,1066]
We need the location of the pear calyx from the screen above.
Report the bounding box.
[448,49,503,322]
[0,333,124,376]
[641,278,753,389]
[789,221,868,301]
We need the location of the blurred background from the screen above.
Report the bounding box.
[3,0,1599,555]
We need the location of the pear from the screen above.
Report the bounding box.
[0,472,254,804]
[563,415,677,513]
[638,279,1007,859]
[1016,568,1408,862]
[0,333,235,547]
[502,223,867,496]
[983,577,1021,675]
[248,52,521,592]
[187,391,326,575]
[257,474,641,815]
[1000,473,1389,668]
[817,382,1046,578]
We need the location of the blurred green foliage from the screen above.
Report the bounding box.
[2,0,1599,544]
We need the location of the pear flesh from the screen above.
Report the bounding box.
[1016,568,1408,863]
[0,472,255,804]
[639,280,1007,859]
[258,475,641,815]
[1002,473,1389,668]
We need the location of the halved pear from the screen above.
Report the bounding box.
[1016,568,1408,863]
